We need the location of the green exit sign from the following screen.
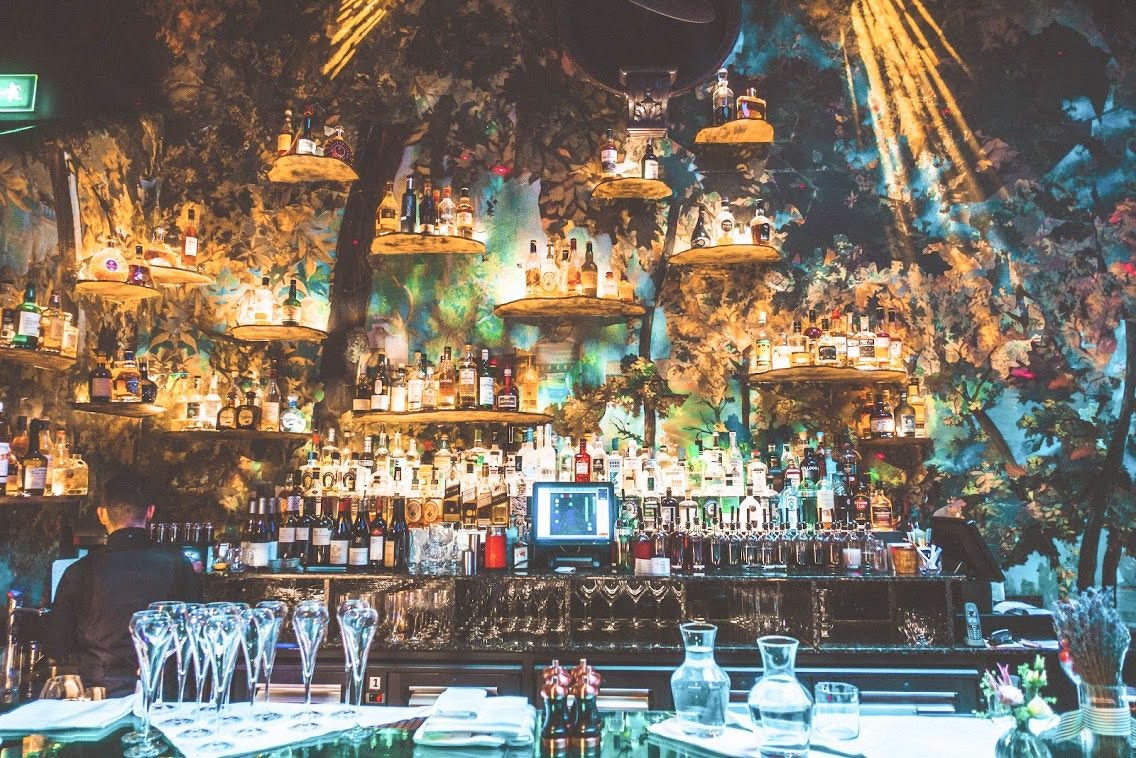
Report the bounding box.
[0,75,37,113]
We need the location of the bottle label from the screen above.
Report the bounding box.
[296,138,316,155]
[540,271,558,293]
[720,217,734,234]
[369,535,385,556]
[16,312,40,338]
[183,237,198,260]
[249,542,269,567]
[312,527,332,546]
[478,377,495,406]
[371,387,389,411]
[277,526,295,543]
[870,417,895,435]
[281,305,301,325]
[459,368,477,391]
[236,408,255,428]
[496,393,517,410]
[457,211,473,230]
[329,540,348,564]
[383,541,396,567]
[261,402,280,430]
[23,465,46,491]
[90,378,112,400]
[816,344,838,363]
[352,397,371,412]
[217,408,236,429]
[754,340,772,369]
[899,415,916,436]
[349,547,369,566]
[601,148,617,171]
[642,160,659,180]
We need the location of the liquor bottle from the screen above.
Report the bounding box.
[407,353,426,412]
[281,279,301,327]
[854,315,876,369]
[832,311,849,366]
[574,438,592,483]
[12,282,40,350]
[353,361,372,412]
[869,393,895,438]
[276,109,294,156]
[236,389,261,430]
[908,378,925,435]
[640,138,659,180]
[385,497,408,570]
[600,128,618,176]
[456,187,474,239]
[524,240,541,297]
[377,180,398,235]
[518,355,539,413]
[112,351,141,402]
[711,68,733,125]
[714,197,735,245]
[566,238,582,295]
[887,310,904,369]
[753,311,772,373]
[310,498,333,566]
[278,473,300,560]
[869,489,893,530]
[437,347,457,409]
[348,504,369,571]
[137,360,158,404]
[262,362,283,431]
[20,419,47,497]
[39,293,63,353]
[422,365,438,410]
[873,307,891,369]
[328,499,350,567]
[736,87,767,120]
[750,199,772,245]
[368,501,387,570]
[894,390,916,438]
[370,352,390,411]
[581,241,599,297]
[296,105,316,155]
[458,343,478,409]
[540,243,559,296]
[88,352,113,403]
[804,310,822,354]
[496,367,519,411]
[389,364,408,413]
[618,271,634,303]
[478,348,495,408]
[418,179,436,234]
[280,395,306,433]
[400,176,417,233]
[438,185,456,236]
[815,317,839,366]
[558,241,570,296]
[253,276,275,325]
[787,320,809,366]
[181,209,199,268]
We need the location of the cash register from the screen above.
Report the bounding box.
[530,482,616,571]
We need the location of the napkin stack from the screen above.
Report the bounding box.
[414,688,536,748]
[0,696,134,732]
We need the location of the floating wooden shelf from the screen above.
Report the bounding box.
[229,324,328,342]
[695,119,775,145]
[368,233,485,259]
[494,296,646,324]
[0,495,83,507]
[160,429,309,442]
[75,280,161,301]
[859,436,933,450]
[0,346,75,372]
[149,265,212,286]
[351,409,553,426]
[750,366,907,385]
[267,154,358,183]
[71,402,166,418]
[591,177,671,201]
[669,243,780,266]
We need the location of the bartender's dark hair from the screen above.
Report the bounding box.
[102,471,154,525]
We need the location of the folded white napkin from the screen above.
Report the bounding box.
[648,717,757,757]
[0,696,134,732]
[414,695,535,748]
[431,686,488,719]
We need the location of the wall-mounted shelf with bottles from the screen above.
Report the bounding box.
[74,280,161,302]
[750,367,907,385]
[71,402,166,419]
[494,296,646,325]
[591,177,671,201]
[0,346,75,372]
[148,266,212,287]
[267,154,358,184]
[669,243,780,267]
[368,233,486,259]
[694,119,775,146]
[0,495,83,508]
[351,409,552,426]
[160,429,309,443]
[228,325,328,343]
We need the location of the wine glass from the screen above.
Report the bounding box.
[202,611,243,744]
[292,600,329,729]
[624,581,648,634]
[254,600,288,721]
[334,599,369,719]
[599,580,623,635]
[577,578,600,633]
[340,606,379,741]
[121,610,174,758]
[177,607,215,739]
[236,607,274,736]
[149,601,192,726]
[145,601,186,715]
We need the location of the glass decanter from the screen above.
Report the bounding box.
[748,635,813,757]
[671,622,730,737]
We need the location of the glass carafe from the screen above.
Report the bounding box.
[670,622,730,737]
[748,635,813,757]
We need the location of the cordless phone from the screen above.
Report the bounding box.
[964,602,984,647]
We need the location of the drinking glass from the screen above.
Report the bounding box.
[624,581,648,632]
[145,601,186,715]
[191,611,242,753]
[236,607,274,736]
[149,601,192,726]
[122,610,175,757]
[334,599,370,718]
[39,674,85,700]
[577,578,600,633]
[814,682,859,741]
[599,580,623,634]
[292,601,329,729]
[254,599,288,720]
[339,605,379,740]
[179,607,215,738]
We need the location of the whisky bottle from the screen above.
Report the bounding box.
[478,348,495,408]
[832,311,849,366]
[112,351,142,402]
[518,355,539,413]
[418,179,436,234]
[640,138,659,180]
[236,389,261,430]
[736,87,766,120]
[787,320,809,367]
[894,390,916,438]
[281,278,301,327]
[854,315,876,370]
[437,347,457,409]
[400,176,417,234]
[407,353,426,412]
[566,238,582,295]
[377,180,398,235]
[12,282,40,350]
[458,343,478,409]
[422,365,438,410]
[714,197,735,245]
[750,199,772,244]
[540,243,559,296]
[217,381,239,430]
[253,276,275,325]
[496,367,519,411]
[88,352,113,403]
[456,187,474,239]
[618,271,635,302]
[873,306,890,369]
[370,352,390,411]
[815,318,839,365]
[887,310,904,369]
[276,109,294,156]
[39,293,63,353]
[581,241,599,297]
[600,128,618,177]
[710,67,733,125]
[296,105,316,155]
[20,419,47,497]
[353,361,372,412]
[694,205,718,246]
[138,360,158,404]
[753,311,772,373]
[181,209,199,268]
[869,393,895,438]
[438,185,456,236]
[524,240,541,297]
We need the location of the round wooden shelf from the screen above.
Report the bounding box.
[670,243,780,266]
[267,154,358,183]
[0,346,75,372]
[351,409,553,426]
[493,296,646,325]
[750,366,907,385]
[368,233,485,259]
[229,324,328,342]
[591,177,671,201]
[161,429,310,442]
[75,280,162,301]
[859,436,933,450]
[0,495,83,507]
[149,265,212,286]
[71,402,166,418]
[695,119,775,145]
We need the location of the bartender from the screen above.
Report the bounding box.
[41,473,202,696]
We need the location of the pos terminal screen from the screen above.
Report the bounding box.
[532,483,613,545]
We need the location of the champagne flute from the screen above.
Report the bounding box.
[121,610,174,757]
[178,607,215,738]
[334,598,369,718]
[149,601,192,726]
[341,606,379,741]
[144,601,185,715]
[203,612,243,732]
[235,607,274,736]
[292,601,329,729]
[254,599,288,721]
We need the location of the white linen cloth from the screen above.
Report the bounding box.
[0,696,134,732]
[413,694,536,748]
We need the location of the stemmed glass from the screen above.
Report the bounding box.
[339,606,379,741]
[178,607,215,739]
[292,600,329,729]
[647,580,671,639]
[121,610,174,758]
[624,581,648,633]
[149,601,192,727]
[198,610,243,752]
[599,580,623,635]
[577,578,600,633]
[334,599,370,719]
[254,600,288,721]
[145,601,185,715]
[235,607,274,736]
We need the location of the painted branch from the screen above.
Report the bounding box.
[638,198,684,450]
[972,407,1027,479]
[1077,317,1136,590]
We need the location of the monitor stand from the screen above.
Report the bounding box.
[547,554,601,571]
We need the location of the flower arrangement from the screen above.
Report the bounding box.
[1053,587,1129,687]
[981,656,1055,725]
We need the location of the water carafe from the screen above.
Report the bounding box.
[747,635,813,757]
[670,622,730,737]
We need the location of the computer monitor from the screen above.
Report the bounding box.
[530,482,615,569]
[931,516,1004,581]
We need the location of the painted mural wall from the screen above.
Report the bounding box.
[0,0,1133,602]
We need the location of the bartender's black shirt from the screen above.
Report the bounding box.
[41,528,202,696]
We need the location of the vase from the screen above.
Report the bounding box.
[747,635,813,758]
[995,719,1052,758]
[670,622,730,737]
[1078,683,1132,758]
